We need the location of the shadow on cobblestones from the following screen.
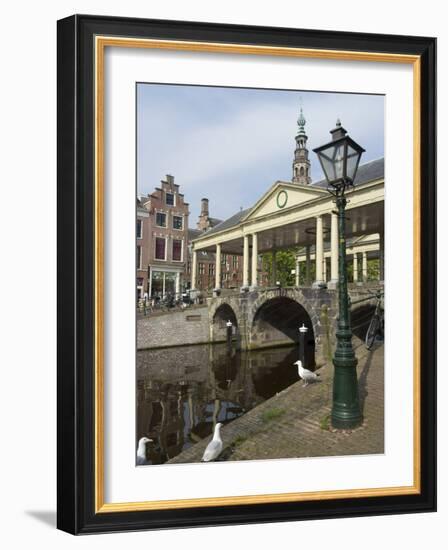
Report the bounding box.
[358,349,375,414]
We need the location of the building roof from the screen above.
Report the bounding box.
[188,228,202,240]
[137,197,149,214]
[188,229,215,260]
[197,208,251,239]
[208,217,223,227]
[192,158,384,241]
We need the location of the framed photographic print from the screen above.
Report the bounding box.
[57,14,436,534]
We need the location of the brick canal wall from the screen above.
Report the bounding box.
[137,306,210,350]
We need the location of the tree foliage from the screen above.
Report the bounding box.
[261,250,380,285]
[262,249,299,286]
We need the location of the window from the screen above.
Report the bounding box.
[208,264,215,277]
[172,215,183,230]
[172,239,182,261]
[199,263,205,275]
[155,237,166,260]
[156,212,166,227]
[232,255,238,268]
[165,193,175,206]
[151,271,163,296]
[137,219,143,239]
[136,245,142,269]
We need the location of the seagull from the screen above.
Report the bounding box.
[136,436,153,465]
[294,360,320,386]
[201,423,223,462]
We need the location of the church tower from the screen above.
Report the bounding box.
[292,107,312,184]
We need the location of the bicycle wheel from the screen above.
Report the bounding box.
[365,315,380,350]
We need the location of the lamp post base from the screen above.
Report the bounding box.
[331,347,362,429]
[331,396,363,430]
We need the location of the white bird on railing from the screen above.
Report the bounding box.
[136,436,153,465]
[294,360,320,387]
[201,423,223,462]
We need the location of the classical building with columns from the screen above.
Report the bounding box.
[189,113,384,293]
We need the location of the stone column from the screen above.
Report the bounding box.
[295,257,300,286]
[175,271,181,297]
[191,249,197,290]
[313,215,324,287]
[251,233,258,288]
[215,243,222,290]
[362,251,368,282]
[379,230,385,281]
[243,235,249,288]
[329,211,339,288]
[353,253,359,282]
[305,245,311,286]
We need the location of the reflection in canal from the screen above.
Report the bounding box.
[136,343,300,465]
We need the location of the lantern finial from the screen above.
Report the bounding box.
[297,107,306,134]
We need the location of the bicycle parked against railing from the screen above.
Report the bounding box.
[365,291,384,350]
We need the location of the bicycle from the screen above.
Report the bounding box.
[365,291,384,350]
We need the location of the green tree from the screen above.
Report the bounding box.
[298,259,315,285]
[367,258,380,281]
[262,248,298,287]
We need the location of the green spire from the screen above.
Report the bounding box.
[297,107,306,135]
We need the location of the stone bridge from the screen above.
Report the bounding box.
[208,285,382,365]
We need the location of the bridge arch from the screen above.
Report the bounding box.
[210,302,239,344]
[250,296,315,367]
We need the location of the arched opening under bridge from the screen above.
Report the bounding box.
[251,297,315,368]
[212,303,238,343]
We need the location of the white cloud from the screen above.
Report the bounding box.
[137,87,384,220]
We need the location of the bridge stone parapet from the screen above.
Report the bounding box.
[208,287,341,365]
[137,285,382,366]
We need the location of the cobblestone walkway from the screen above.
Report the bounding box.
[167,340,384,464]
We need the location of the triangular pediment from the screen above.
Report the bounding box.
[242,181,325,221]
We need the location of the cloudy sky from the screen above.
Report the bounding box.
[137,83,384,222]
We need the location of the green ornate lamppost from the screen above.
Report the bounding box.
[313,120,365,429]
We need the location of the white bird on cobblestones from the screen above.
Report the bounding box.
[294,360,320,387]
[136,436,153,465]
[201,423,223,462]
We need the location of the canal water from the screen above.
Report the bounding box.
[137,343,301,465]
